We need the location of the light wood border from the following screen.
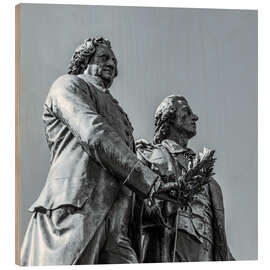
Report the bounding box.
[15,4,21,265]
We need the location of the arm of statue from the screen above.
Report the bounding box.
[47,76,172,198]
[135,140,180,227]
[136,143,215,217]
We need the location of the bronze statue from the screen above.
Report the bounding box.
[134,95,235,262]
[20,38,180,265]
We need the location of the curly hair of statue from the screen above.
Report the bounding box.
[153,95,186,144]
[68,37,118,76]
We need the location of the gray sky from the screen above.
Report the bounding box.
[20,4,257,260]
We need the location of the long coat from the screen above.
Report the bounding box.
[134,139,234,262]
[20,74,159,265]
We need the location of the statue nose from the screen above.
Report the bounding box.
[107,59,115,68]
[193,114,199,121]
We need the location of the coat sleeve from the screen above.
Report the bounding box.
[210,179,235,260]
[48,75,159,198]
[135,142,169,227]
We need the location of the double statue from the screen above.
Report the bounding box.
[21,37,234,265]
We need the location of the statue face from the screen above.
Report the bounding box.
[87,44,117,87]
[172,98,199,139]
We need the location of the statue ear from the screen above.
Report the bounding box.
[80,63,86,71]
[80,56,90,72]
[85,56,91,66]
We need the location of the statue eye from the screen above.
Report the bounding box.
[98,54,108,61]
[183,107,188,112]
[183,107,192,115]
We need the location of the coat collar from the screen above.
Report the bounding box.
[78,74,121,105]
[78,74,107,92]
[161,139,195,156]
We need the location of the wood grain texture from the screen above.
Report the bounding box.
[15,4,21,266]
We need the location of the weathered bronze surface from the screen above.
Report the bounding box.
[20,37,175,266]
[20,38,234,265]
[134,95,235,262]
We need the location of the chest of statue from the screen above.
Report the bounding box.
[162,150,214,245]
[177,185,214,245]
[93,86,134,149]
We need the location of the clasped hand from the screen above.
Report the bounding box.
[154,174,205,205]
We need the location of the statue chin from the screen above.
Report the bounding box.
[102,77,114,88]
[100,72,115,88]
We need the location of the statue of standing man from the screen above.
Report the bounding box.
[20,38,178,265]
[135,95,235,262]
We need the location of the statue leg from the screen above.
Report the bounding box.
[99,193,138,264]
[75,220,107,264]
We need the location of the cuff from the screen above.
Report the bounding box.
[123,161,160,198]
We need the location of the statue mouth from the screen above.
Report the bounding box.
[103,67,114,74]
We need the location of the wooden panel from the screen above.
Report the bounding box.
[15,4,21,266]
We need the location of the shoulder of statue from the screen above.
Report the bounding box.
[53,74,82,85]
[50,74,91,93]
[49,75,102,107]
[136,139,170,166]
